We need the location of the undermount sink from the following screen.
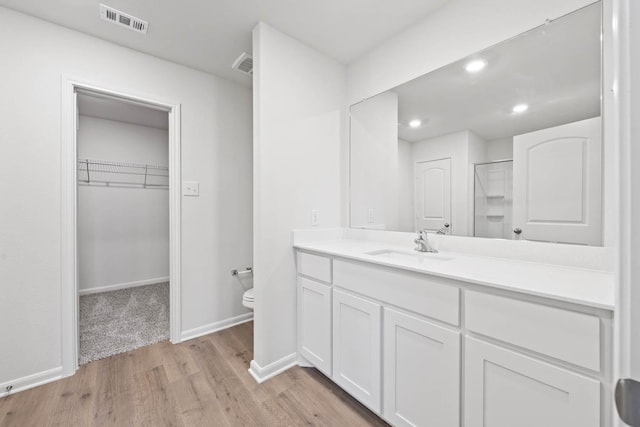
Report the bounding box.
[364,249,454,263]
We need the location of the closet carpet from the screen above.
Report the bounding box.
[79,282,169,365]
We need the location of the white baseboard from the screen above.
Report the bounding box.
[79,276,170,295]
[297,354,314,368]
[0,366,64,398]
[248,353,297,384]
[180,312,253,342]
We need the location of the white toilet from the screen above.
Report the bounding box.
[242,288,254,310]
[233,267,254,310]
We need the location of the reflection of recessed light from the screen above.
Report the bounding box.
[465,60,486,73]
[409,119,422,128]
[512,103,529,113]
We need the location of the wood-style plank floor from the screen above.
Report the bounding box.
[0,322,388,426]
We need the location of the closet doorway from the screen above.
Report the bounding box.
[77,92,170,364]
[61,79,182,376]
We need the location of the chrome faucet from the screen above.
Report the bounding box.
[414,230,438,253]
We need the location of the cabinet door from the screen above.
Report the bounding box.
[512,117,601,245]
[383,308,460,427]
[332,289,382,413]
[465,337,600,427]
[298,277,332,376]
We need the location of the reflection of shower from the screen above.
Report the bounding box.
[474,160,513,239]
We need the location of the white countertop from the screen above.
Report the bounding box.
[294,239,615,310]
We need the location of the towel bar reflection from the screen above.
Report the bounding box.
[231,267,253,277]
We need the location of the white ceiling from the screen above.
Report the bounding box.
[0,0,448,86]
[393,2,601,143]
[78,92,168,130]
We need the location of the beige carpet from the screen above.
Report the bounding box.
[79,282,169,365]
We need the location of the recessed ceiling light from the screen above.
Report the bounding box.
[409,119,422,128]
[465,60,487,73]
[512,103,529,113]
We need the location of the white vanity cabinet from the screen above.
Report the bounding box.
[464,290,604,427]
[465,337,600,427]
[296,251,333,376]
[383,308,460,427]
[332,289,382,412]
[330,258,463,422]
[298,277,332,376]
[295,249,612,427]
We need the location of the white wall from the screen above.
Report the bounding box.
[252,22,345,373]
[77,116,169,292]
[397,139,415,231]
[347,0,595,104]
[486,137,514,161]
[350,91,398,229]
[0,7,252,391]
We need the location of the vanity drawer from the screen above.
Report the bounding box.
[333,259,460,326]
[297,251,332,283]
[465,290,600,371]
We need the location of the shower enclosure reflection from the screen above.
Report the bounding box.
[474,161,513,239]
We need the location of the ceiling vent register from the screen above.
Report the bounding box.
[99,4,148,35]
[232,53,253,75]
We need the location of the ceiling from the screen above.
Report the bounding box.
[392,2,601,142]
[0,0,448,86]
[78,92,168,130]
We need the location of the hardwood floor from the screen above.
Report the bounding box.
[0,322,388,426]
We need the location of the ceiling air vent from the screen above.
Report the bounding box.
[99,4,148,35]
[232,53,253,75]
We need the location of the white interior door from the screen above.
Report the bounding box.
[415,158,451,232]
[512,117,602,245]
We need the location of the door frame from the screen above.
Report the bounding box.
[614,0,637,413]
[60,76,182,376]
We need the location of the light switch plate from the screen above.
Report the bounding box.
[183,181,199,196]
[311,209,320,226]
[367,208,376,223]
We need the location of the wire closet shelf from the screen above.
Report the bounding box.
[78,159,169,189]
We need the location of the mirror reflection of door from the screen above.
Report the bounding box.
[512,117,602,245]
[415,158,451,232]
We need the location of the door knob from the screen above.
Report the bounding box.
[513,227,522,235]
[616,378,640,426]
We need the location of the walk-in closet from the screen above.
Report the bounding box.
[76,92,170,364]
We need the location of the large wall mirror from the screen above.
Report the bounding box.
[349,2,603,245]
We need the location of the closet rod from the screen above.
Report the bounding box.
[77,180,168,188]
[83,159,167,169]
[77,159,169,189]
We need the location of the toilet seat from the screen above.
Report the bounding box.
[242,288,254,310]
